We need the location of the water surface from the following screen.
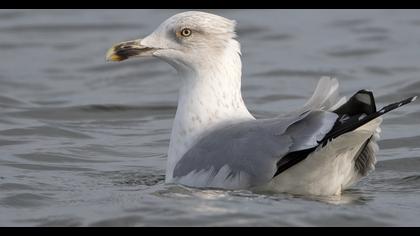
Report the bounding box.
[1,9,420,226]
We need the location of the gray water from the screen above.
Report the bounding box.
[0,9,420,226]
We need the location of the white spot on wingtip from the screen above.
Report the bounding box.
[411,96,418,102]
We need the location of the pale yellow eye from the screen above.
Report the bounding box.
[180,28,192,37]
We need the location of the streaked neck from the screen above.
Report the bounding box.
[166,48,253,181]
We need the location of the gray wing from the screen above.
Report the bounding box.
[173,110,338,189]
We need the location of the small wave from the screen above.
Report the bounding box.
[396,80,420,95]
[113,173,165,187]
[0,42,44,50]
[89,215,143,227]
[260,33,294,41]
[3,163,93,172]
[0,11,25,20]
[301,213,391,226]
[236,25,267,36]
[376,157,420,173]
[400,175,420,183]
[14,216,82,227]
[359,35,390,42]
[0,139,29,147]
[379,135,420,150]
[410,19,420,26]
[0,23,142,33]
[0,95,25,106]
[253,94,304,105]
[351,27,389,34]
[0,183,37,191]
[326,48,384,58]
[0,126,92,139]
[82,104,175,113]
[0,193,53,208]
[7,104,176,121]
[16,152,109,164]
[330,18,372,28]
[364,66,419,76]
[0,80,49,92]
[252,69,342,78]
[81,59,157,73]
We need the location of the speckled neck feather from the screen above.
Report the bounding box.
[166,40,254,181]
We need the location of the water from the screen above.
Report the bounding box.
[0,9,420,226]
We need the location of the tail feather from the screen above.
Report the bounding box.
[273,88,416,179]
[297,77,345,114]
[321,93,417,146]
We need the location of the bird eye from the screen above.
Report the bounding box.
[180,28,192,37]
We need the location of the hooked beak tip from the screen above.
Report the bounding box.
[106,39,154,63]
[106,45,125,62]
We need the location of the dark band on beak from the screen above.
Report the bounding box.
[106,39,155,62]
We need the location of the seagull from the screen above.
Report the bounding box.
[106,11,416,196]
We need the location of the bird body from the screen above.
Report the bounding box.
[106,11,416,196]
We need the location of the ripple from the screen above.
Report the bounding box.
[0,23,142,33]
[0,79,49,92]
[0,126,91,139]
[302,213,392,226]
[410,19,420,26]
[296,190,374,205]
[89,215,143,226]
[396,80,420,95]
[0,183,37,191]
[386,110,420,125]
[260,33,294,41]
[15,216,83,227]
[7,104,175,121]
[364,66,394,75]
[359,35,390,42]
[81,59,157,73]
[110,171,165,187]
[401,175,420,183]
[236,25,267,36]
[3,163,93,171]
[254,94,304,104]
[0,193,53,208]
[364,66,419,76]
[0,42,45,50]
[330,18,372,28]
[379,135,420,149]
[252,69,340,78]
[366,171,420,194]
[376,157,420,173]
[0,11,25,20]
[351,27,389,34]
[0,139,29,146]
[16,152,108,163]
[327,48,384,58]
[66,144,152,159]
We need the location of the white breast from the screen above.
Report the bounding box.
[165,41,254,182]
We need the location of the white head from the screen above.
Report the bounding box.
[106,11,241,75]
[107,11,252,181]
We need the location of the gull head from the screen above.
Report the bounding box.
[106,11,240,74]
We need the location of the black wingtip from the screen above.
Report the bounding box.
[320,95,417,146]
[333,89,377,116]
[273,94,417,178]
[378,95,417,115]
